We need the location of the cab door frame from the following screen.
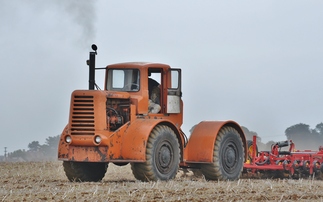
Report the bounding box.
[167,68,182,113]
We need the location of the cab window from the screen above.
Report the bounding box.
[106,69,140,92]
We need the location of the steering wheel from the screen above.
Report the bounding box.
[124,83,139,90]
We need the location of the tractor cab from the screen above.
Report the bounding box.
[104,62,182,115]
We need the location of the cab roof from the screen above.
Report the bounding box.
[107,62,171,70]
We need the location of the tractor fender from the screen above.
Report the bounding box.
[183,120,247,163]
[120,118,182,161]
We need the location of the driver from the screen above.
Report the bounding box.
[148,78,161,113]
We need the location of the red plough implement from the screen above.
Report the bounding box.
[244,136,323,178]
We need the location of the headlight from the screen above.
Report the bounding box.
[65,135,72,143]
[94,135,102,144]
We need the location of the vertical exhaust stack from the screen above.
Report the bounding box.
[88,44,97,90]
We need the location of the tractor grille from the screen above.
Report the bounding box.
[70,95,95,135]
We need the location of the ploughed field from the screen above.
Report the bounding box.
[1,162,323,201]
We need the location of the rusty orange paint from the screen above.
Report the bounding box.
[57,125,69,160]
[183,120,246,163]
[58,112,180,162]
[58,120,184,163]
[120,119,161,160]
[69,146,109,162]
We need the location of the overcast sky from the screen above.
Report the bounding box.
[1,1,323,153]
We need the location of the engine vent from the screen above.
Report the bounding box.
[71,95,95,135]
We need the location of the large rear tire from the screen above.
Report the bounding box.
[201,126,244,180]
[131,125,180,181]
[63,161,107,182]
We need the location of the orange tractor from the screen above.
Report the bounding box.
[58,45,247,182]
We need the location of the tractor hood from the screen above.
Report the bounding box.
[106,91,130,99]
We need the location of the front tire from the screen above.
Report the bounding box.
[201,126,244,180]
[63,161,107,182]
[131,125,180,181]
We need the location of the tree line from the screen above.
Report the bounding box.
[6,135,59,162]
[243,122,323,151]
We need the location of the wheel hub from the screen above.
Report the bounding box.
[226,147,235,166]
[222,143,238,173]
[156,141,174,174]
[159,145,171,168]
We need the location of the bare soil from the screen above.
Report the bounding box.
[1,161,323,201]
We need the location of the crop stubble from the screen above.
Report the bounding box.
[1,162,323,201]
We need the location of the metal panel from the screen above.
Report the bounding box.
[71,95,95,135]
[167,95,181,113]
